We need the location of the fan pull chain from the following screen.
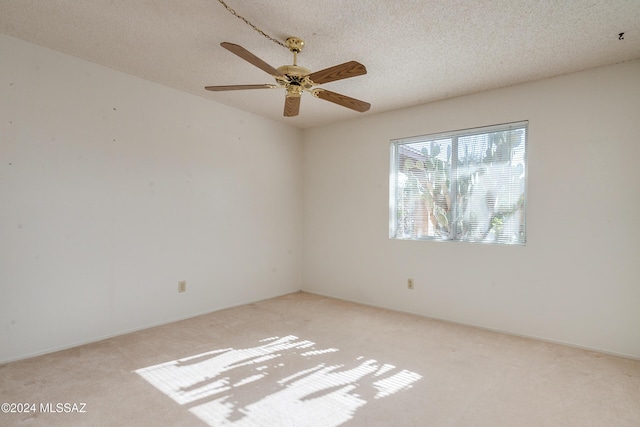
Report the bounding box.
[216,0,288,50]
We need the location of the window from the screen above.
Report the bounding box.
[389,121,527,245]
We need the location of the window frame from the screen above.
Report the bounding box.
[389,121,528,245]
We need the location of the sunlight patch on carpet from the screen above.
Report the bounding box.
[135,335,421,426]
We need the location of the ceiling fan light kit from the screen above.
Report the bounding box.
[205,36,370,117]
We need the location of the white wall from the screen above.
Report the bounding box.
[2,33,639,364]
[0,35,303,363]
[302,59,640,358]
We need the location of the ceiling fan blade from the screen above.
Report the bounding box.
[314,89,371,112]
[205,84,276,91]
[308,61,367,85]
[284,95,301,117]
[221,42,283,77]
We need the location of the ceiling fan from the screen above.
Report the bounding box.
[205,37,371,117]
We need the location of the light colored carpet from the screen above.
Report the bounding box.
[1,291,639,426]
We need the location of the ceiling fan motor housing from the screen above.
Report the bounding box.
[275,65,314,90]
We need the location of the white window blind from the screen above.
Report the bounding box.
[389,121,527,245]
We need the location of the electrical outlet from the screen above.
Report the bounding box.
[178,280,187,293]
[408,278,414,290]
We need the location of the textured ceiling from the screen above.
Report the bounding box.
[1,0,639,129]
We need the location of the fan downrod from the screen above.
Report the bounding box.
[286,37,305,66]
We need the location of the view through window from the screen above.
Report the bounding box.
[389,121,527,245]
